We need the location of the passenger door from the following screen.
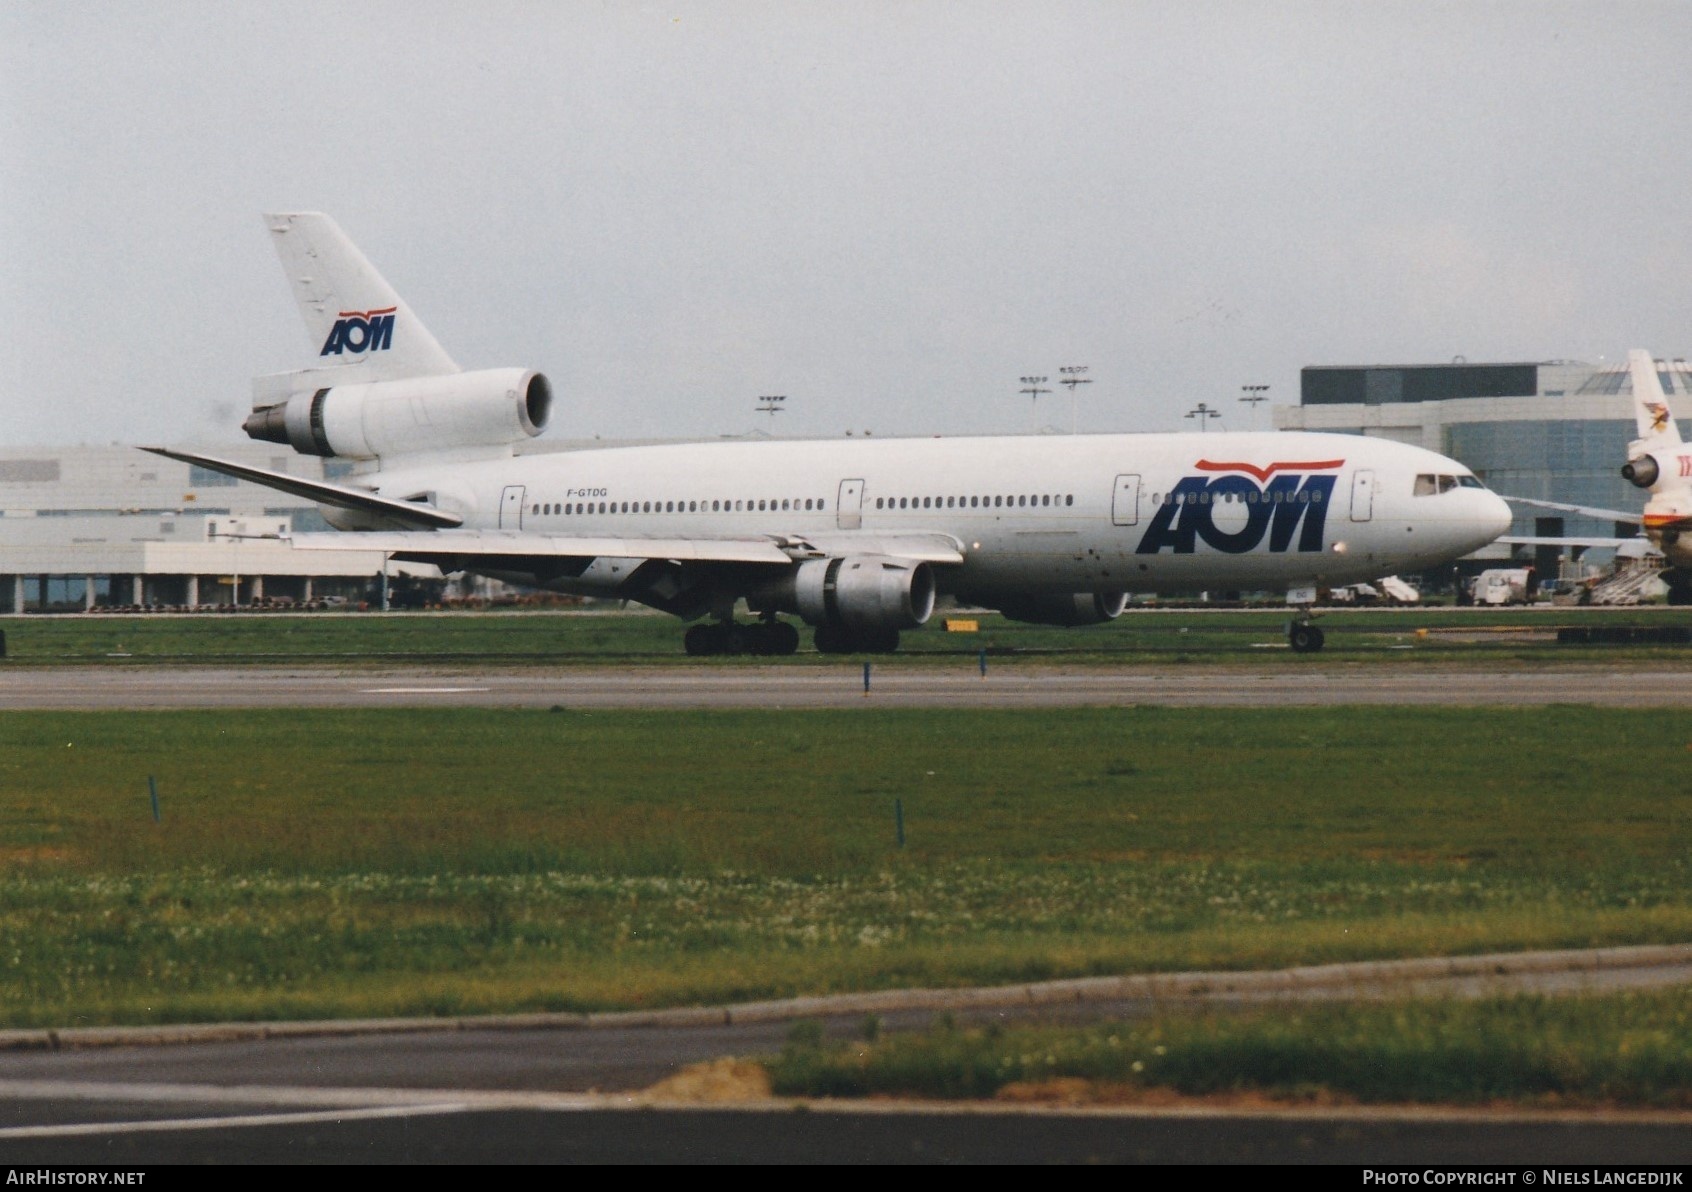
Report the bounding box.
[499,485,526,530]
[1349,469,1375,522]
[1111,473,1142,526]
[837,478,864,530]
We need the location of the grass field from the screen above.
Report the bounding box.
[4,603,1692,665]
[4,705,1689,1036]
[766,990,1692,1108]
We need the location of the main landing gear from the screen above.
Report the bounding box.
[683,618,801,656]
[812,624,901,655]
[1288,615,1326,654]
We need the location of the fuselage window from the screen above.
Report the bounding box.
[1065,494,1073,506]
[1312,491,1323,503]
[1414,473,1437,496]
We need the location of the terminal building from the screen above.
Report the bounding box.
[0,445,402,613]
[1277,357,1692,580]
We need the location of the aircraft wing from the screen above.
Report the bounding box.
[1496,535,1639,549]
[141,447,463,529]
[1498,494,1643,525]
[283,529,967,568]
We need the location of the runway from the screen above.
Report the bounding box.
[6,662,1692,709]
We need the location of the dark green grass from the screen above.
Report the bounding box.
[6,605,1692,665]
[767,990,1692,1108]
[2,706,1690,1029]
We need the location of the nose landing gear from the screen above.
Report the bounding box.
[1288,616,1326,654]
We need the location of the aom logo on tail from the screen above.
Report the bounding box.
[1136,459,1343,555]
[320,307,397,356]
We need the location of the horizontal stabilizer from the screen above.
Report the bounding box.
[139,447,462,529]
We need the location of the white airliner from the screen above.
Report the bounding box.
[144,213,1511,654]
[1500,348,1692,604]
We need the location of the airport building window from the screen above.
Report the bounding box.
[1302,364,1538,405]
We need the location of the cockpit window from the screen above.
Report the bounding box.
[1415,473,1478,495]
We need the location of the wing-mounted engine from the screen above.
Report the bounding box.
[747,555,935,653]
[243,368,551,461]
[992,590,1129,627]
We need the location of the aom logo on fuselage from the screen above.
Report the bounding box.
[319,307,397,356]
[1136,459,1343,555]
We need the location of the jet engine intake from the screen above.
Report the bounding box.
[244,368,551,459]
[993,590,1129,627]
[1623,454,1661,489]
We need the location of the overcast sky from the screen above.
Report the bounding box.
[5,1,1692,449]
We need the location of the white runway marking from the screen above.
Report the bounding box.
[0,1101,471,1139]
[363,687,492,694]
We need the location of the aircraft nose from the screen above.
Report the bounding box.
[1481,490,1513,542]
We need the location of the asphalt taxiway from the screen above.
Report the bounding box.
[6,663,1692,709]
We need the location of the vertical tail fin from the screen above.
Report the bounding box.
[262,212,458,385]
[1627,348,1682,447]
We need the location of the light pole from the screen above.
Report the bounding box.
[1019,375,1050,431]
[1059,365,1092,433]
[756,395,786,429]
[1185,402,1221,433]
[1239,384,1269,431]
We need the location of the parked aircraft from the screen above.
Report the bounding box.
[144,213,1512,654]
[1500,349,1692,604]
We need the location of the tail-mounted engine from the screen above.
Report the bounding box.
[1622,454,1661,489]
[243,367,551,460]
[994,590,1129,626]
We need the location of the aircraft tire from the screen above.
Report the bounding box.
[768,621,801,655]
[867,628,901,654]
[684,623,722,656]
[1289,623,1325,654]
[813,623,852,654]
[1665,571,1692,607]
